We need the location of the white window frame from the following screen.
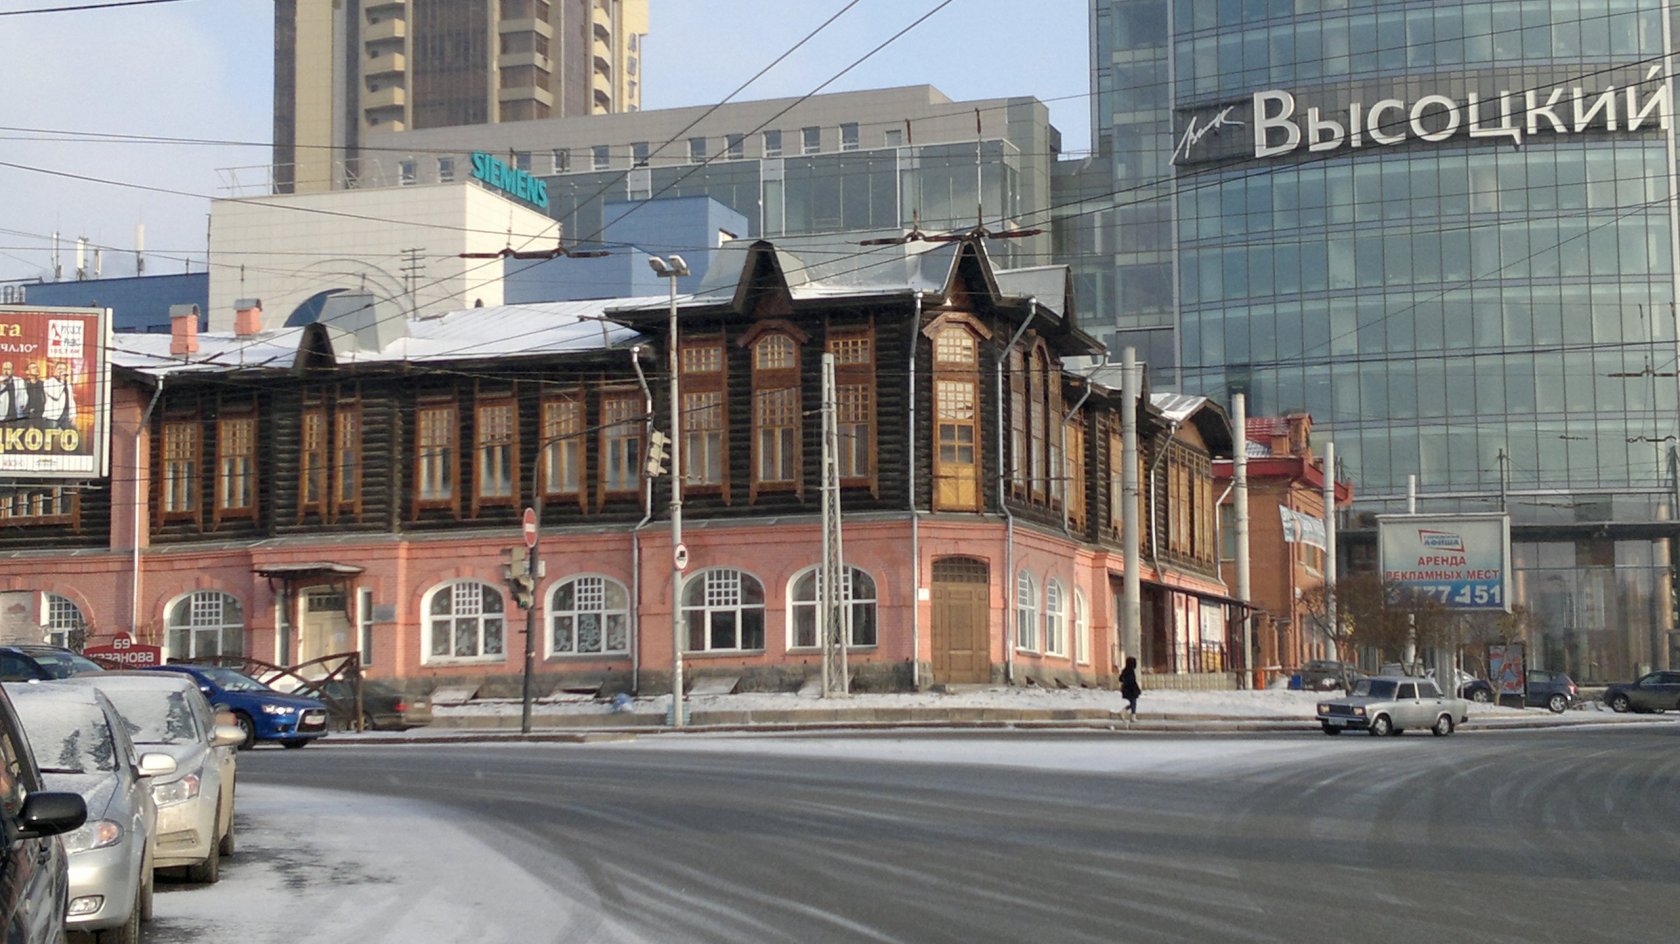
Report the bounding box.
[165,590,244,661]
[1074,588,1091,665]
[1044,578,1067,658]
[422,580,507,664]
[680,568,766,652]
[786,565,878,649]
[1015,571,1038,652]
[548,574,632,656]
[41,593,85,649]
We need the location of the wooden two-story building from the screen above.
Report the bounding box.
[0,235,1238,695]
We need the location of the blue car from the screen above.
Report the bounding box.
[145,664,329,750]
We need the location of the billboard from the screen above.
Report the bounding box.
[1378,513,1512,612]
[0,306,112,479]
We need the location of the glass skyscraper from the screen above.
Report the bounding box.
[1080,0,1680,680]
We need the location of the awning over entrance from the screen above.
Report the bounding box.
[252,562,365,580]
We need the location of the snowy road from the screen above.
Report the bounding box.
[144,725,1680,943]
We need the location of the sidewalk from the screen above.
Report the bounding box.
[320,686,1676,744]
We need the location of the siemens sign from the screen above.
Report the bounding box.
[1174,66,1671,165]
[471,152,549,209]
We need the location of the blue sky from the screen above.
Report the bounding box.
[0,0,1090,285]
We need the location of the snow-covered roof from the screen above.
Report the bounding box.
[1150,392,1210,425]
[112,298,643,377]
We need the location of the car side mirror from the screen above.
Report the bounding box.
[16,791,86,840]
[210,723,245,748]
[200,686,214,696]
[136,752,178,779]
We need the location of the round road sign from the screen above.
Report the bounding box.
[522,507,538,548]
[674,543,689,571]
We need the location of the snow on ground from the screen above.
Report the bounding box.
[146,783,655,944]
[426,684,1629,724]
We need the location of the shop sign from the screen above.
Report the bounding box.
[471,151,550,209]
[1173,65,1671,165]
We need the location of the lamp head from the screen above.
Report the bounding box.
[648,254,690,278]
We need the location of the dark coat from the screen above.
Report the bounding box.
[1120,666,1141,700]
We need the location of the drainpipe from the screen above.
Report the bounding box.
[906,292,923,689]
[997,299,1037,685]
[630,346,656,693]
[131,377,164,640]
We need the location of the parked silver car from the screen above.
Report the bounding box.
[5,682,176,944]
[66,673,242,884]
[1316,675,1471,737]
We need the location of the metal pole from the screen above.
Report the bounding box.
[520,495,540,736]
[1120,347,1142,667]
[1405,473,1417,669]
[1233,393,1251,689]
[1322,441,1337,657]
[820,354,848,696]
[660,257,689,728]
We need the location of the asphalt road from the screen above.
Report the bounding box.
[230,726,1680,943]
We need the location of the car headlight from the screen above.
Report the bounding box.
[61,819,122,853]
[152,771,202,807]
[1316,704,1328,715]
[1353,706,1366,717]
[261,703,297,716]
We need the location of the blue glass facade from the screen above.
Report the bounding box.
[1084,0,1680,680]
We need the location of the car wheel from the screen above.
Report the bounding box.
[1470,688,1492,704]
[187,817,221,884]
[1609,693,1631,713]
[1368,714,1393,737]
[233,711,257,750]
[94,883,142,944]
[219,810,236,857]
[1547,693,1568,714]
[1431,714,1455,736]
[1320,723,1342,735]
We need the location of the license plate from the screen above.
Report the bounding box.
[1326,717,1347,727]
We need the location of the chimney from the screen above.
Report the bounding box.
[234,298,263,336]
[169,304,200,356]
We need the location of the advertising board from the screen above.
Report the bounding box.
[0,306,112,479]
[1378,512,1512,612]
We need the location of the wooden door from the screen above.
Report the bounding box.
[299,586,351,664]
[931,557,991,684]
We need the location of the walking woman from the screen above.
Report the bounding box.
[1119,656,1141,722]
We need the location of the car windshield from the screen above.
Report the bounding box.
[10,697,117,773]
[194,666,274,693]
[99,688,200,744]
[30,650,105,679]
[1351,678,1398,699]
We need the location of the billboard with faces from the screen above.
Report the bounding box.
[0,306,112,479]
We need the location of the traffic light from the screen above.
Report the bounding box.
[503,547,535,609]
[510,572,536,610]
[646,428,671,478]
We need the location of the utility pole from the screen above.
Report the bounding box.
[400,248,426,314]
[1322,441,1337,657]
[1233,393,1251,688]
[1120,346,1142,667]
[649,255,690,727]
[1404,473,1417,669]
[820,353,848,696]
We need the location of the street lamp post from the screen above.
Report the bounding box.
[649,254,690,727]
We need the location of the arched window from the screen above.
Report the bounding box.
[1074,588,1091,665]
[1015,571,1038,652]
[788,566,878,649]
[681,568,765,652]
[42,593,86,649]
[165,591,244,660]
[424,581,505,662]
[549,575,630,656]
[1044,579,1067,657]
